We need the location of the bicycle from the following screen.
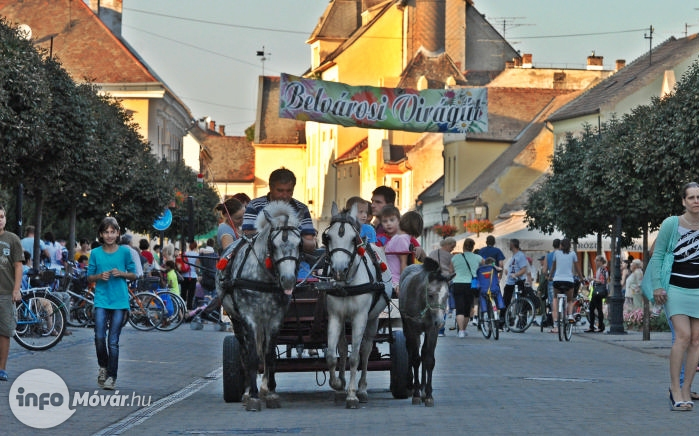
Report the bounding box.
[154,289,186,331]
[555,293,573,341]
[14,287,67,351]
[571,288,591,327]
[504,283,535,333]
[126,286,165,331]
[136,274,186,331]
[478,287,500,340]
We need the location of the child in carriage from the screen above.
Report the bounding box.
[477,257,505,314]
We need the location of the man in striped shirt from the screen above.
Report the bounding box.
[242,168,317,253]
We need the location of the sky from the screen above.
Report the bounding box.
[121,0,699,137]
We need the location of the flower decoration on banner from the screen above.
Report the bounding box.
[433,224,457,237]
[463,219,494,234]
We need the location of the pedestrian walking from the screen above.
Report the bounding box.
[87,217,137,390]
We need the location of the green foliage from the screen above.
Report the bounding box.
[526,58,699,245]
[0,19,219,247]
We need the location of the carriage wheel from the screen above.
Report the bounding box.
[223,335,245,403]
[389,330,410,399]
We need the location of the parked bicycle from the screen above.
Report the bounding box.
[571,285,591,327]
[504,282,536,333]
[14,287,67,351]
[126,285,165,331]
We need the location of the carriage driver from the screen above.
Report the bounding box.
[242,168,317,253]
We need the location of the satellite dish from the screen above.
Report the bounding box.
[152,209,172,231]
[16,24,32,40]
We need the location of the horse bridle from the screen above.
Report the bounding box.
[233,211,301,286]
[324,215,364,281]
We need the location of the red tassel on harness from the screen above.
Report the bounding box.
[357,246,366,256]
[216,257,228,270]
[265,257,273,269]
[379,262,387,272]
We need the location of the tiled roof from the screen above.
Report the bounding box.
[469,87,576,142]
[335,137,368,164]
[548,34,699,122]
[452,90,582,205]
[193,126,255,183]
[0,0,156,84]
[417,176,444,202]
[256,76,306,145]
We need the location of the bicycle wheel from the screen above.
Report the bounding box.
[506,298,535,333]
[480,310,492,339]
[14,290,66,351]
[490,303,499,340]
[564,318,573,341]
[156,291,185,331]
[128,292,164,331]
[66,292,93,328]
[557,315,564,342]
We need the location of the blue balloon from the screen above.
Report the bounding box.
[153,209,172,231]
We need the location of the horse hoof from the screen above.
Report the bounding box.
[424,397,434,407]
[346,398,360,409]
[357,391,369,403]
[412,396,422,405]
[334,391,347,404]
[266,395,281,409]
[246,397,262,411]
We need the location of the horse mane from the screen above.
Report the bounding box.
[254,201,300,236]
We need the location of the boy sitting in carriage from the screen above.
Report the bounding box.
[477,257,505,312]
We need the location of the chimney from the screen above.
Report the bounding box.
[218,125,226,136]
[87,0,123,37]
[415,0,446,54]
[209,120,216,132]
[513,56,522,68]
[505,60,515,69]
[586,52,604,70]
[615,59,626,71]
[522,53,533,68]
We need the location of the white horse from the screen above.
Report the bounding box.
[218,201,302,411]
[322,202,392,408]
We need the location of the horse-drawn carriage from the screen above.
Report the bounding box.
[218,201,450,410]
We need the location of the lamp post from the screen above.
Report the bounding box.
[474,196,489,220]
[441,206,450,239]
[441,206,449,225]
[607,215,626,334]
[474,204,483,237]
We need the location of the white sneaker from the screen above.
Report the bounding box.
[470,318,478,326]
[97,368,107,387]
[457,330,467,338]
[103,376,116,390]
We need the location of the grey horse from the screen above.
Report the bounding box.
[218,201,302,411]
[323,202,392,408]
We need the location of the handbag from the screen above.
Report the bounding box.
[462,254,479,289]
[593,283,608,298]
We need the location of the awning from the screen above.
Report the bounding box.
[455,211,650,255]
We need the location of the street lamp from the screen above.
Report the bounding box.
[441,206,450,225]
[474,196,489,220]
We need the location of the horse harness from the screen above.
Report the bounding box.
[224,223,302,294]
[323,215,389,311]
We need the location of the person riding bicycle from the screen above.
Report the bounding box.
[477,257,505,315]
